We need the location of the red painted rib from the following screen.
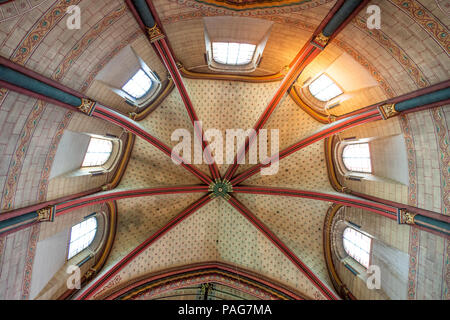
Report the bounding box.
[223,45,321,181]
[153,39,221,181]
[93,106,212,185]
[227,196,338,300]
[233,186,397,218]
[78,194,213,300]
[55,186,209,216]
[231,111,382,185]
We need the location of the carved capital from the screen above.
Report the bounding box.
[378,103,398,120]
[397,209,416,225]
[37,206,55,222]
[312,32,330,49]
[147,25,165,43]
[78,98,96,116]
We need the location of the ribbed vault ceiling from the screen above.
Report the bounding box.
[110,76,337,299]
[1,0,447,301]
[99,198,333,299]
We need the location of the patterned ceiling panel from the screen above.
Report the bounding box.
[104,193,206,271]
[182,78,282,176]
[232,94,325,177]
[234,193,334,291]
[138,87,212,176]
[118,136,204,189]
[238,142,334,192]
[93,199,328,299]
[216,199,328,299]
[140,88,195,149]
[264,95,324,151]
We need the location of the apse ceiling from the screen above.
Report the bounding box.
[0,0,448,301]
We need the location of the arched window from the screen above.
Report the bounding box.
[122,69,153,99]
[212,42,256,66]
[342,143,372,173]
[82,137,113,167]
[68,217,98,259]
[309,74,343,102]
[343,227,371,268]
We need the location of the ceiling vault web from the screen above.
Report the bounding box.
[230,80,450,186]
[223,0,371,181]
[77,194,213,300]
[0,55,213,184]
[97,262,307,300]
[125,0,221,181]
[227,195,338,299]
[230,109,382,185]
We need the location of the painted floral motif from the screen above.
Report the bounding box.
[21,224,40,300]
[431,108,450,216]
[92,274,122,299]
[390,0,449,53]
[53,5,128,81]
[167,0,332,16]
[399,115,418,207]
[0,88,7,105]
[354,17,428,89]
[191,0,311,11]
[1,100,46,211]
[407,227,419,300]
[11,0,82,65]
